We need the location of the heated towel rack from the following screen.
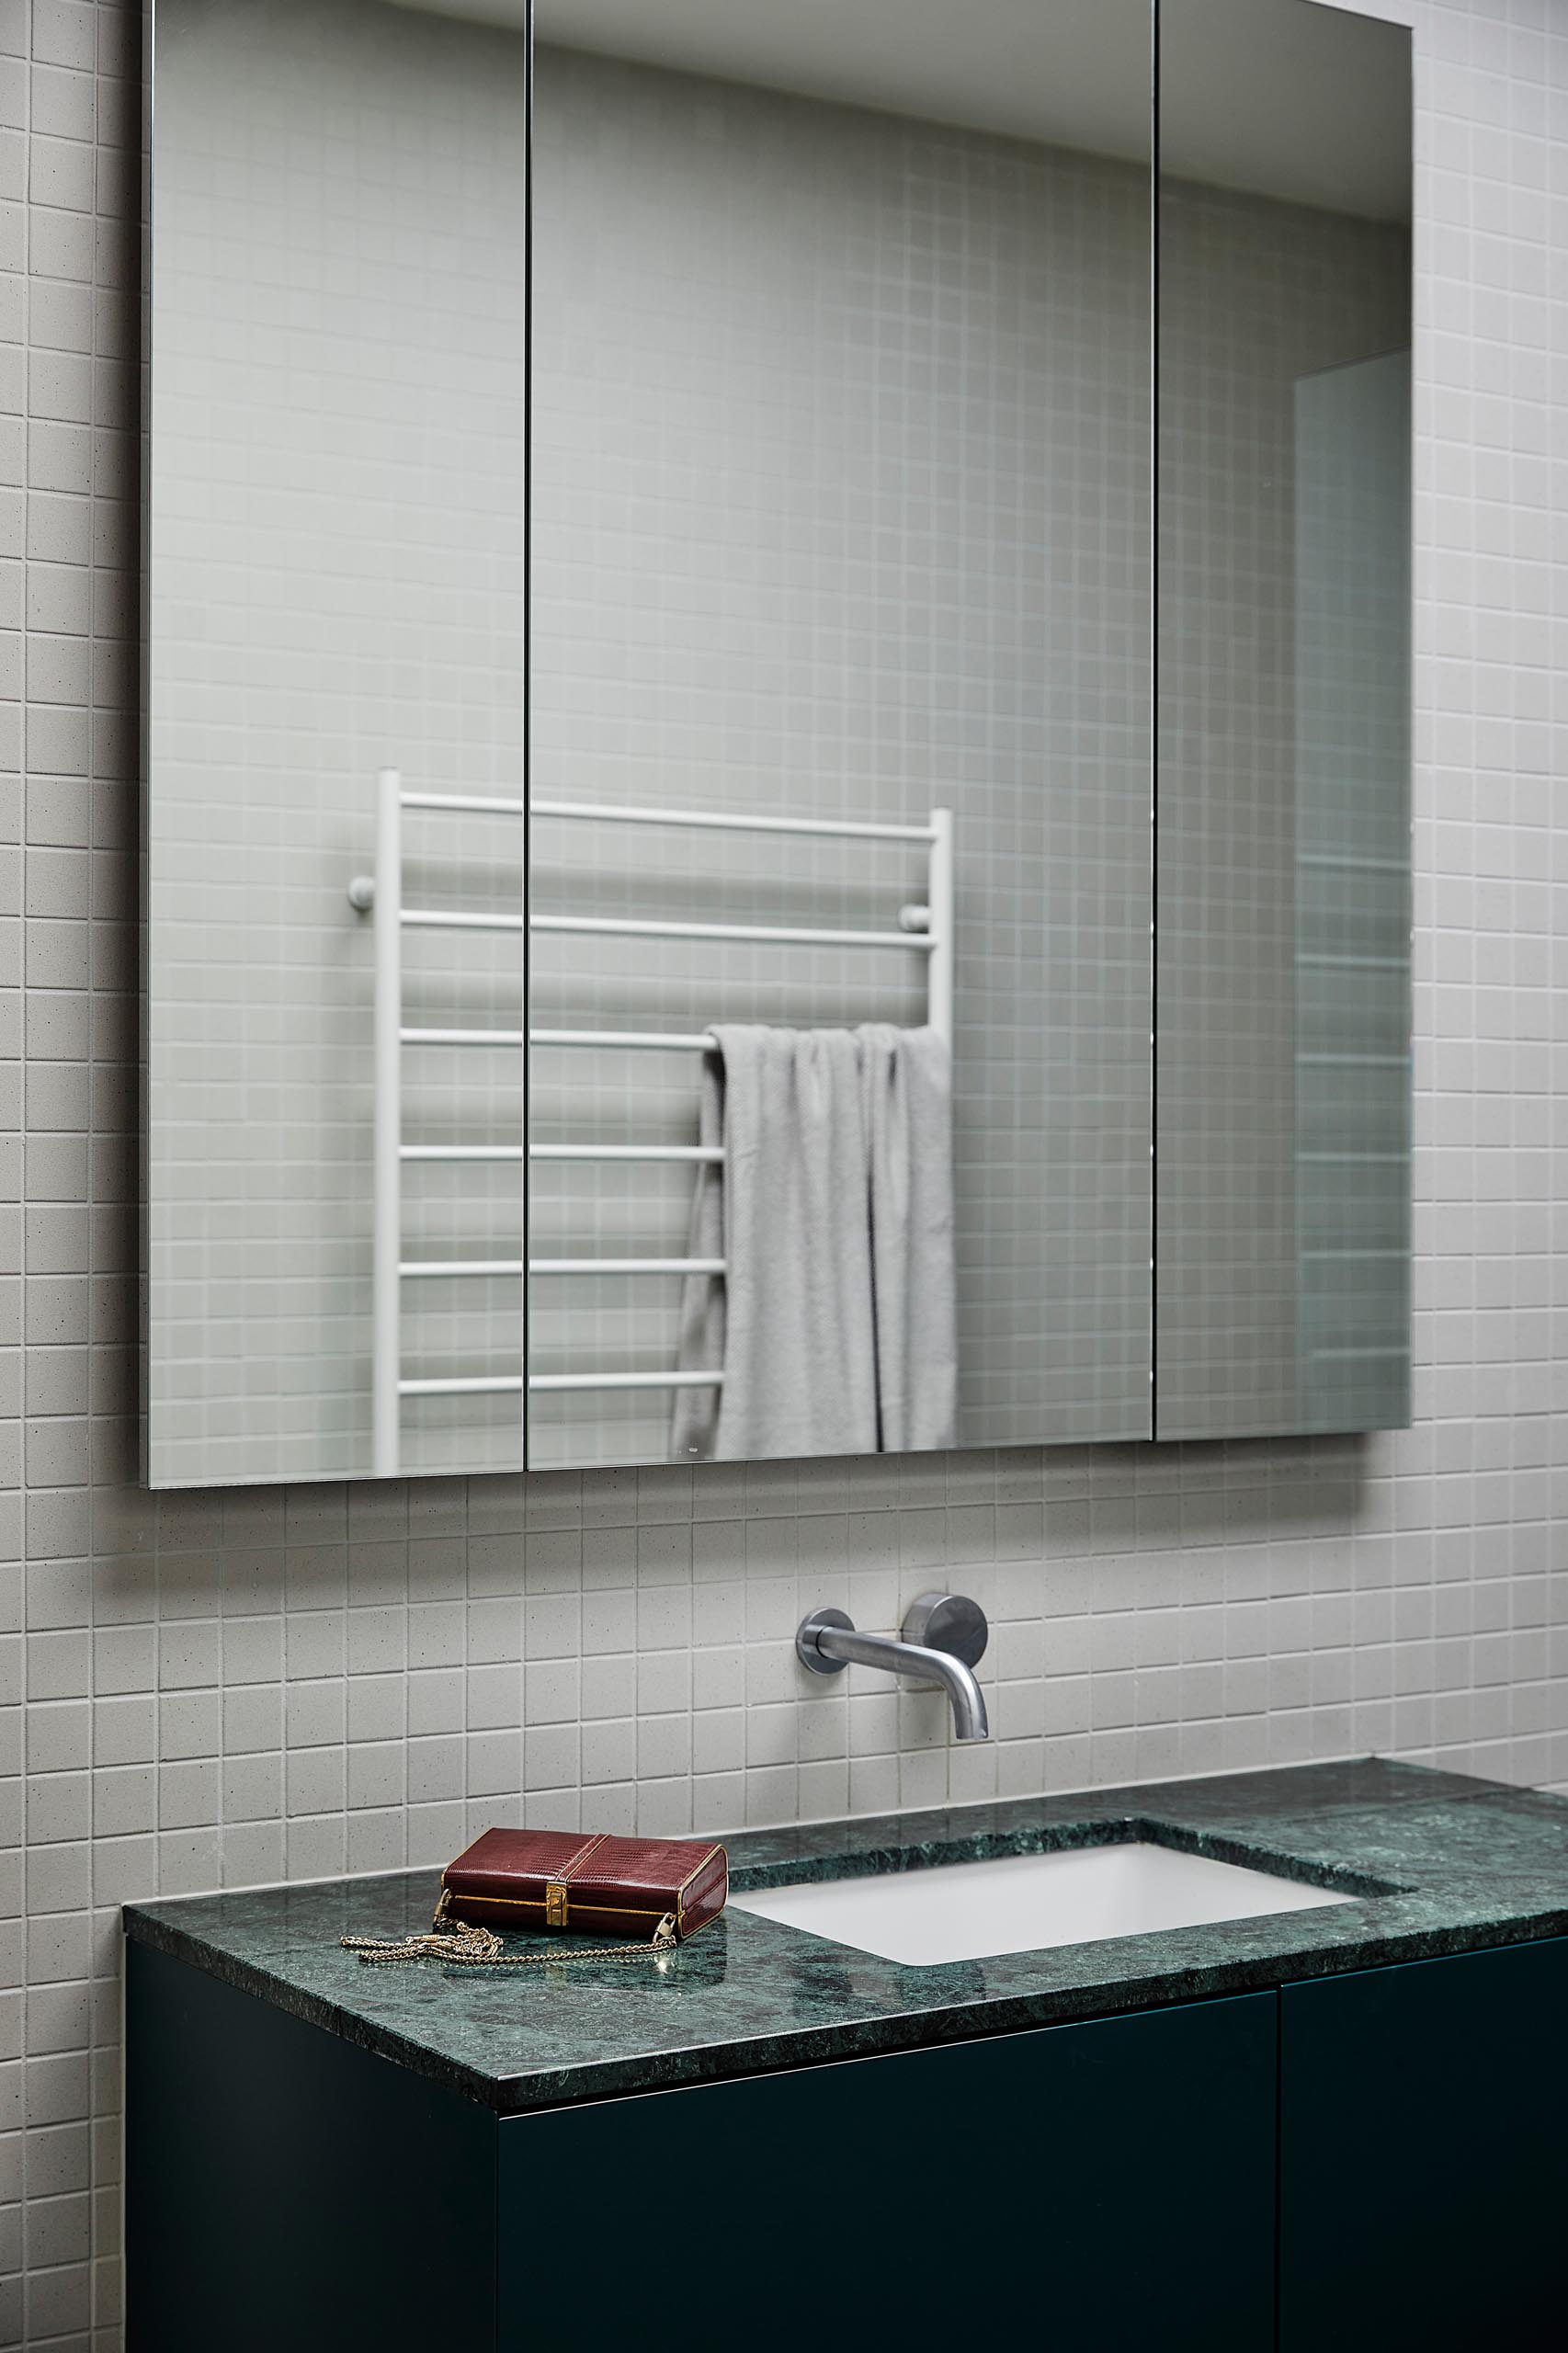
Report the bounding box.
[355,772,954,1476]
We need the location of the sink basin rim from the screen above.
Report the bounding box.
[728,1828,1374,1967]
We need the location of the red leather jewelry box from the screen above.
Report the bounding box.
[439,1827,728,1942]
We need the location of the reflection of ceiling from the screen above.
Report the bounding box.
[386,0,1411,223]
[1161,0,1410,220]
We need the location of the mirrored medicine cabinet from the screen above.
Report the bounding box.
[143,0,1412,1485]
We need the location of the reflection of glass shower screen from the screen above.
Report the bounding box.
[1292,351,1413,1432]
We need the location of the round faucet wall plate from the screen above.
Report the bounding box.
[796,1605,854,1675]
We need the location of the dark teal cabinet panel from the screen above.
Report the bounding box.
[498,1993,1278,2353]
[129,1948,1275,2352]
[1280,1937,1568,2353]
[126,1943,496,2353]
[131,1937,1568,2353]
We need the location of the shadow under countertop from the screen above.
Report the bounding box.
[122,1758,1568,2114]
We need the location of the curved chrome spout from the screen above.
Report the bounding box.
[796,1595,990,1742]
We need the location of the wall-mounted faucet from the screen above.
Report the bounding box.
[795,1592,990,1742]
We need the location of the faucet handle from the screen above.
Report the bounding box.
[900,1591,988,1668]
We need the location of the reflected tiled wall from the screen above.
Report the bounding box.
[3,0,1565,2347]
[146,0,528,1485]
[1156,179,1411,1438]
[1292,351,1414,1428]
[528,47,1155,1466]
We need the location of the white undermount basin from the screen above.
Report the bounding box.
[728,1840,1355,1967]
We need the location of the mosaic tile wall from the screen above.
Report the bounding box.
[3,0,1564,2345]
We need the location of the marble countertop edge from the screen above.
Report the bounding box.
[122,1756,1568,2119]
[121,1897,1568,2118]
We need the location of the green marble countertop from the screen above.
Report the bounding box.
[122,1759,1568,2116]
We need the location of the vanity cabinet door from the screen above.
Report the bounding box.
[498,1991,1276,2352]
[1280,1937,1568,2352]
[125,1942,498,2352]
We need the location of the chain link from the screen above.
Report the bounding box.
[340,1902,680,1968]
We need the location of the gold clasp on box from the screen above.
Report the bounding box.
[545,1881,569,1929]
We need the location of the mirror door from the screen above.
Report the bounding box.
[524,0,1156,1472]
[1154,0,1413,1439]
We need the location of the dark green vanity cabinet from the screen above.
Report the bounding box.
[1279,1937,1568,2352]
[124,1945,497,2347]
[496,1987,1277,2352]
[127,1931,1568,2352]
[127,1768,1568,2348]
[127,1943,1274,2352]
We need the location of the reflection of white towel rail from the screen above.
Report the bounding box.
[371,769,402,1481]
[397,1256,727,1278]
[364,776,954,1474]
[402,908,937,951]
[529,1370,728,1392]
[403,1028,716,1049]
[401,1370,728,1395]
[533,797,938,844]
[404,1026,710,1044]
[400,1143,725,1163]
[531,1257,726,1275]
[531,1029,710,1051]
[533,1143,725,1164]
